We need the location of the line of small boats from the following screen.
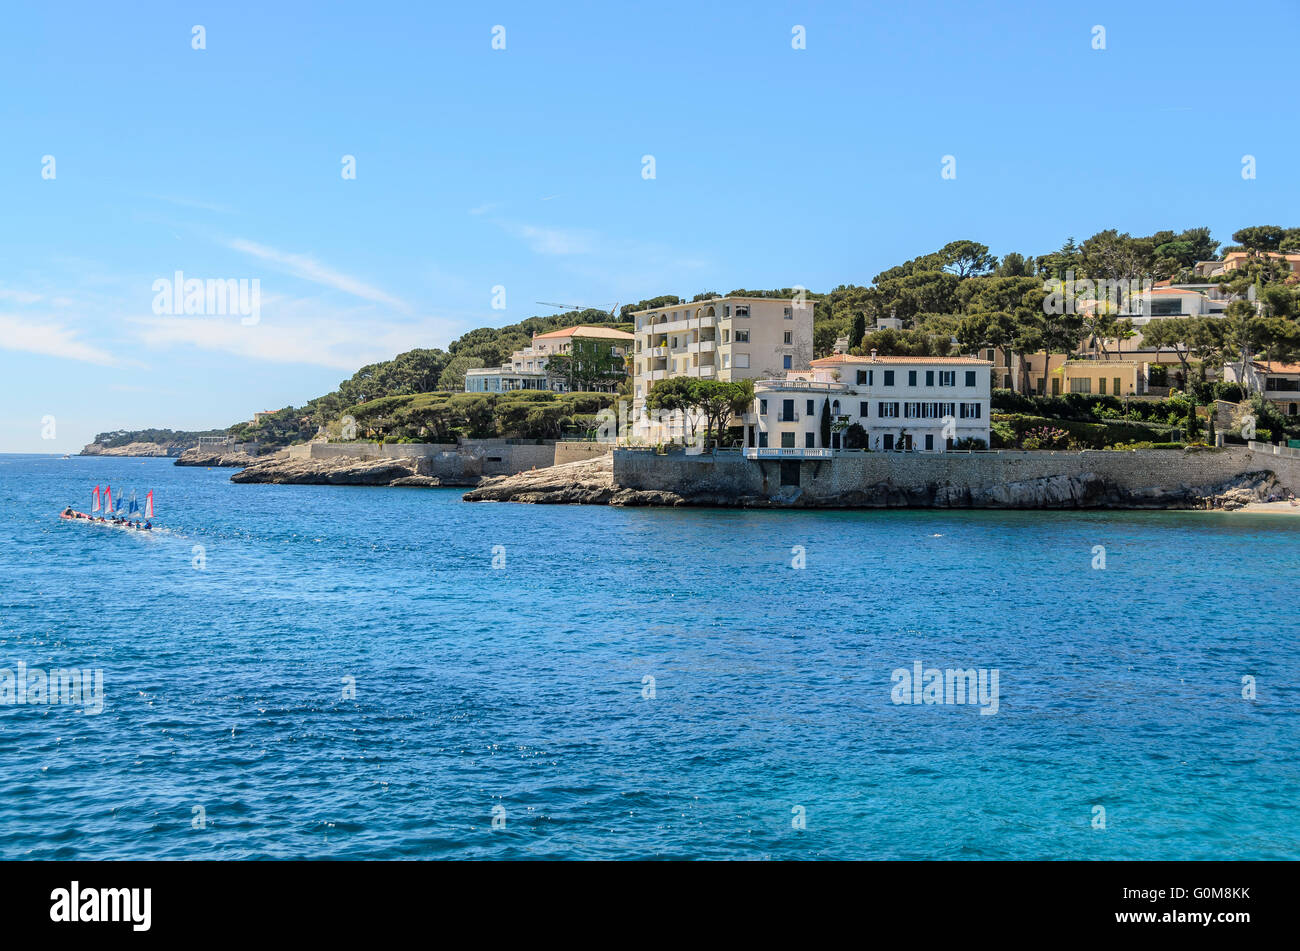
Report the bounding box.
[61,486,157,531]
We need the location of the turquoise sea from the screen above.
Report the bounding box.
[0,453,1296,859]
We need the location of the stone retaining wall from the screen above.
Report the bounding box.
[554,442,613,465]
[613,446,1263,503]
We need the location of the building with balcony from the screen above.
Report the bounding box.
[628,296,814,440]
[743,352,992,455]
[630,296,814,397]
[1224,361,1300,416]
[464,325,634,394]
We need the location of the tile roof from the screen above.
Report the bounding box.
[533,325,634,340]
[811,354,991,366]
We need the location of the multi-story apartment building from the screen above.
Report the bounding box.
[744,352,992,455]
[465,325,633,393]
[630,296,815,403]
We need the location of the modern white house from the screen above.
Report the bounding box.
[465,325,634,393]
[742,352,993,456]
[1224,361,1300,416]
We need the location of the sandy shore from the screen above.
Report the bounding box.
[1229,499,1300,515]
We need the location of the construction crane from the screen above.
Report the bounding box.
[536,301,620,317]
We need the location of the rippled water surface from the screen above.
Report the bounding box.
[0,453,1296,859]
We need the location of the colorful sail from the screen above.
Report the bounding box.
[104,486,114,514]
[144,491,154,519]
[91,485,101,513]
[128,491,139,515]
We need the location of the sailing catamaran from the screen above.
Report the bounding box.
[61,486,156,530]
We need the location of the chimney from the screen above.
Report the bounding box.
[870,348,878,362]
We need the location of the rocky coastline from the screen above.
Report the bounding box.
[80,441,188,458]
[228,452,473,487]
[175,446,266,468]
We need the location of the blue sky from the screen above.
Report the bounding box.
[2,0,1296,452]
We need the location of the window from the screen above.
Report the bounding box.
[783,355,792,370]
[965,371,976,387]
[1069,378,1091,394]
[1002,374,1012,389]
[723,305,731,317]
[1098,377,1107,395]
[758,431,768,447]
[1113,377,1121,395]
[783,306,792,319]
[985,349,994,362]
[806,400,815,415]
[735,306,749,318]
[908,370,917,386]
[781,431,796,448]
[1051,378,1060,396]
[783,331,792,344]
[734,353,749,369]
[759,399,767,415]
[925,434,934,451]
[879,401,899,418]
[884,370,895,386]
[940,371,955,386]
[859,401,869,417]
[781,399,794,421]
[926,371,935,386]
[734,330,750,343]
[804,432,815,448]
[857,370,867,384]
[883,434,894,451]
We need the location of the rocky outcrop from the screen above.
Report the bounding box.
[464,456,1284,510]
[464,455,622,503]
[175,447,262,467]
[229,452,474,487]
[80,441,186,458]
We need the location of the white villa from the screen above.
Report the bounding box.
[465,325,634,394]
[743,352,993,456]
[1224,361,1300,417]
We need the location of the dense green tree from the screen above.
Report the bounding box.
[849,312,866,351]
[437,355,486,391]
[1232,226,1285,253]
[938,240,997,278]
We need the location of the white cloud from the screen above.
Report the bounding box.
[0,286,44,305]
[129,304,461,371]
[0,315,117,366]
[226,239,407,309]
[499,221,598,256]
